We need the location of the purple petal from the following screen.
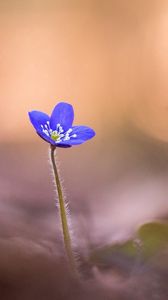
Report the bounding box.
[50,102,74,131]
[37,131,56,145]
[28,111,54,144]
[28,111,50,132]
[55,143,72,148]
[60,125,96,146]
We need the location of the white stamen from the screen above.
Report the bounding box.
[41,123,78,143]
[66,128,72,134]
[56,123,64,133]
[43,129,49,136]
[64,136,70,141]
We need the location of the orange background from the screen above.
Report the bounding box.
[1,0,168,143]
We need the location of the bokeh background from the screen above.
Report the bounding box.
[1,0,168,299]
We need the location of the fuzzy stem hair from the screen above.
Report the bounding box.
[50,145,77,276]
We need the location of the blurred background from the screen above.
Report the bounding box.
[1,0,168,299]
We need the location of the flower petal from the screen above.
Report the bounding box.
[37,131,56,145]
[55,143,72,148]
[61,125,96,145]
[28,110,50,131]
[50,102,74,131]
[28,111,54,144]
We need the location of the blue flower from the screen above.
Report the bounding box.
[28,102,95,147]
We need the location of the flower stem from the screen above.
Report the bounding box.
[50,145,77,275]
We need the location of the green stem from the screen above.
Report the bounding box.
[50,145,77,275]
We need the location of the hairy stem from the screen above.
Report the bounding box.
[50,145,77,275]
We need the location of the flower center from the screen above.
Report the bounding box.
[51,131,61,141]
[41,122,77,143]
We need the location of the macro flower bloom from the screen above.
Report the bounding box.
[28,102,95,147]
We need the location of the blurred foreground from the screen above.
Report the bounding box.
[1,123,168,299]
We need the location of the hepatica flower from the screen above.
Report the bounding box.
[28,102,95,147]
[28,101,95,277]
